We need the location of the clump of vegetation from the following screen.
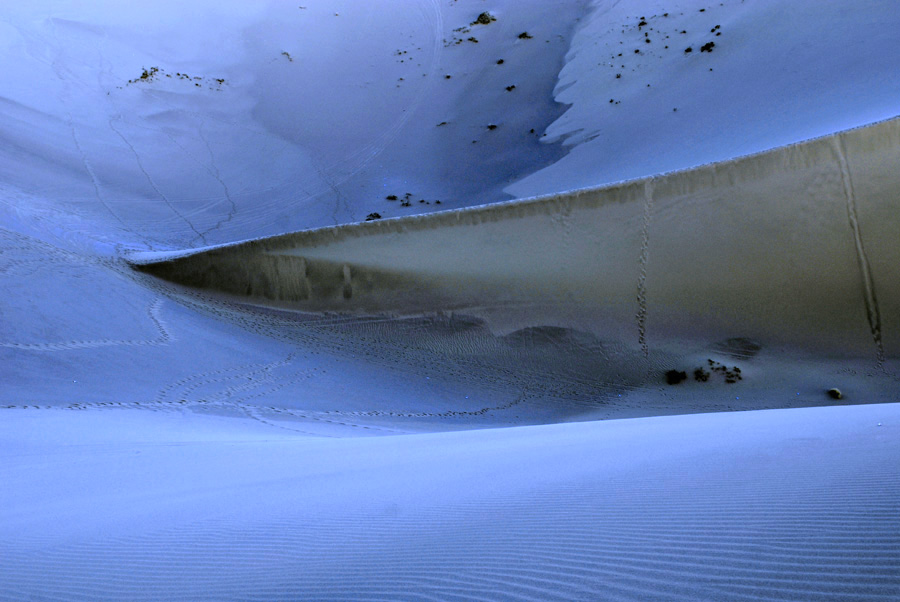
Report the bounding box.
[126,67,225,90]
[517,31,533,39]
[444,24,484,46]
[365,212,382,221]
[472,12,496,25]
[128,67,159,84]
[706,359,743,384]
[700,41,715,52]
[665,370,687,385]
[668,360,744,386]
[385,191,443,207]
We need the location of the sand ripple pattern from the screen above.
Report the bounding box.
[2,416,898,601]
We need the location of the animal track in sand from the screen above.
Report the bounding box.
[0,297,172,351]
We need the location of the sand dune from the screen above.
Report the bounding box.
[132,117,900,356]
[2,1,900,599]
[129,118,900,412]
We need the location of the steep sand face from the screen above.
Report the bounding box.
[134,117,900,360]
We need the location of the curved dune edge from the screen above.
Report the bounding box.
[132,116,900,357]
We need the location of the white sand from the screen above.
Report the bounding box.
[2,0,899,599]
[2,404,898,600]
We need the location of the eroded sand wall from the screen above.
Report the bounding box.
[135,117,900,357]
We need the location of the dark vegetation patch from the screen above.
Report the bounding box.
[472,12,496,25]
[385,192,441,208]
[707,359,742,384]
[126,66,225,90]
[668,359,744,386]
[666,370,688,385]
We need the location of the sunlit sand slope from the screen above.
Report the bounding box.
[135,117,900,360]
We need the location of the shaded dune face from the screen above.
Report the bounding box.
[135,117,900,362]
[130,118,900,410]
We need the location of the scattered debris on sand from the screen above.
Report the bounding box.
[667,359,744,386]
[126,66,225,90]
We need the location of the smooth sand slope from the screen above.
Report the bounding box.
[2,403,899,601]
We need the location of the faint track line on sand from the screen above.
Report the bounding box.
[108,117,208,245]
[833,136,885,367]
[636,178,654,359]
[66,113,136,235]
[0,297,173,351]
